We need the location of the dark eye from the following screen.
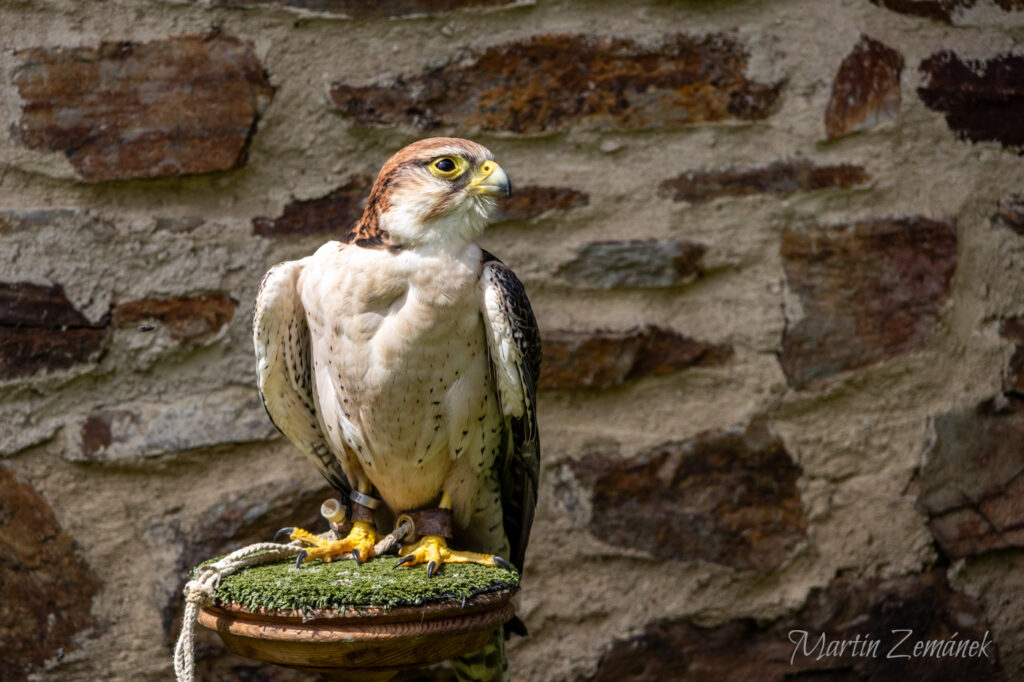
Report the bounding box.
[435,158,456,172]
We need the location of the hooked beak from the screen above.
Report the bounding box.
[468,161,511,199]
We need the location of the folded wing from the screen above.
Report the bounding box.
[479,252,541,573]
[253,260,351,497]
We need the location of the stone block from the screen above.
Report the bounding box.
[65,387,279,462]
[916,395,1024,558]
[0,281,108,380]
[11,34,274,182]
[112,294,237,342]
[825,35,903,139]
[253,176,372,238]
[0,209,77,234]
[0,464,101,680]
[557,239,705,289]
[919,50,1024,149]
[570,423,805,572]
[540,326,731,391]
[493,186,588,222]
[658,160,868,203]
[328,34,781,133]
[780,216,957,388]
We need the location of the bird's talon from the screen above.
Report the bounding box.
[396,534,510,576]
[274,527,295,543]
[279,520,378,566]
[295,549,308,568]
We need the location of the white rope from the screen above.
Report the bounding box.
[173,542,302,682]
[172,521,414,682]
[373,518,412,557]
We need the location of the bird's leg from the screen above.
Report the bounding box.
[281,484,382,568]
[394,491,512,578]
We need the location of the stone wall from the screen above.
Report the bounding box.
[2,1,1023,680]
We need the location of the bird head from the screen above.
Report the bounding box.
[362,138,511,250]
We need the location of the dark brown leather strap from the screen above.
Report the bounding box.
[401,508,453,539]
[351,500,376,524]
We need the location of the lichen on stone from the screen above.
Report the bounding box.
[196,555,519,613]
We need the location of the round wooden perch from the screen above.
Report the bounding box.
[197,587,517,681]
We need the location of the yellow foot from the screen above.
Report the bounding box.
[279,520,379,568]
[393,535,512,578]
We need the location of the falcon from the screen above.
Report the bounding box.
[253,138,540,587]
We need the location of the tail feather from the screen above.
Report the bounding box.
[505,615,528,638]
[451,627,508,682]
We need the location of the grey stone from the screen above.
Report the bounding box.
[65,387,279,462]
[557,239,706,289]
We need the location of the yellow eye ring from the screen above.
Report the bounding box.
[429,156,466,179]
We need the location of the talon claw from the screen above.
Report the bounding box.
[275,527,295,543]
[394,554,416,568]
[351,549,362,566]
[295,549,308,568]
[494,556,512,571]
[427,561,437,578]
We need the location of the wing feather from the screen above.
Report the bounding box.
[479,252,541,573]
[254,260,351,497]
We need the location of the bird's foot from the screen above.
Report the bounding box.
[284,520,380,567]
[394,535,512,578]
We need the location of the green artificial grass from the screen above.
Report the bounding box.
[196,555,519,613]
